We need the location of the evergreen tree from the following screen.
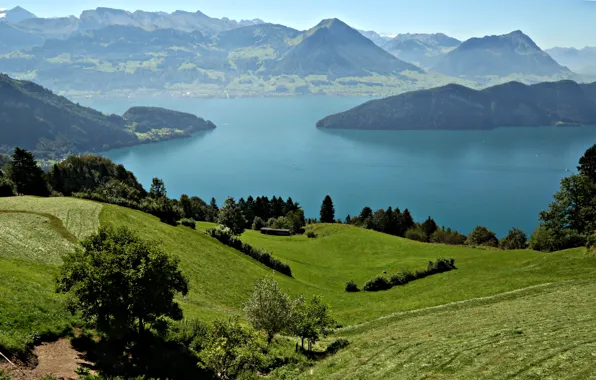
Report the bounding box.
[320,195,335,223]
[400,209,415,236]
[421,216,439,237]
[385,207,399,236]
[208,197,219,222]
[578,143,596,181]
[345,215,352,224]
[149,177,167,199]
[6,147,48,196]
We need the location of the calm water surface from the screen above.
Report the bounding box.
[79,96,596,236]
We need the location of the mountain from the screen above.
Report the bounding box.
[546,47,596,76]
[78,7,262,35]
[432,31,571,78]
[0,22,43,54]
[383,33,460,69]
[267,19,423,78]
[10,16,80,39]
[316,80,596,130]
[358,30,393,47]
[0,74,216,158]
[0,6,36,23]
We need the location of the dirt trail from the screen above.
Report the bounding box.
[0,339,91,380]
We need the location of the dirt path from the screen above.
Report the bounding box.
[0,339,91,380]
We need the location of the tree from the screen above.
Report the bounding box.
[291,295,335,350]
[286,209,306,233]
[179,194,193,218]
[578,143,596,181]
[199,317,264,380]
[207,197,219,222]
[57,226,188,340]
[539,174,596,236]
[371,209,387,232]
[244,278,293,344]
[400,209,415,235]
[320,195,335,223]
[6,147,48,196]
[499,227,528,250]
[466,226,499,247]
[149,177,167,199]
[252,216,265,230]
[218,197,247,235]
[421,217,438,238]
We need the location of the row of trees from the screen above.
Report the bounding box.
[58,226,335,379]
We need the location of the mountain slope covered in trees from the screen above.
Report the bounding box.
[317,80,596,130]
[432,31,573,79]
[0,74,216,157]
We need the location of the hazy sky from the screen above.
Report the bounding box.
[3,0,596,48]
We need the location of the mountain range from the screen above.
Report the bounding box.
[317,80,596,130]
[0,73,216,158]
[381,33,461,69]
[0,6,587,97]
[545,47,596,76]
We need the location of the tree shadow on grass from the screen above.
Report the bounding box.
[71,332,214,379]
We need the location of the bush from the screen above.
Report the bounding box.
[345,280,359,292]
[326,338,350,354]
[363,276,391,292]
[267,218,277,227]
[306,231,317,239]
[364,258,456,292]
[0,177,15,197]
[430,228,467,245]
[252,216,265,231]
[273,216,293,231]
[405,227,428,242]
[207,226,292,277]
[529,227,586,252]
[587,232,596,256]
[466,226,499,247]
[500,227,527,250]
[179,218,196,229]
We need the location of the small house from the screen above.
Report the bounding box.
[260,228,291,236]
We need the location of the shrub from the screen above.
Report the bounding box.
[430,228,467,245]
[252,216,265,231]
[466,226,499,247]
[529,227,586,252]
[345,280,359,292]
[405,227,428,242]
[306,231,317,239]
[363,276,391,292]
[500,227,527,250]
[0,177,15,197]
[587,232,596,256]
[273,216,293,231]
[326,338,350,354]
[267,218,278,227]
[207,226,292,277]
[364,258,456,292]
[180,218,196,229]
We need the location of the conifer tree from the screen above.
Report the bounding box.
[320,195,335,223]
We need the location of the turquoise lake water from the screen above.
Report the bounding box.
[79,96,596,236]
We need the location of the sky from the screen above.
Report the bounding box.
[2,0,596,48]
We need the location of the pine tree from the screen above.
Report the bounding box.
[399,208,415,236]
[421,216,438,237]
[320,195,335,223]
[149,177,167,199]
[7,147,48,196]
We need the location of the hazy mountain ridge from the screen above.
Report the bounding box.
[317,80,596,130]
[545,46,596,76]
[432,31,571,78]
[0,6,36,23]
[266,19,422,78]
[382,33,461,69]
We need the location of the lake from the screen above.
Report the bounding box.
[79,96,596,236]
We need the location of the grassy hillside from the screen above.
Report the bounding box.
[1,196,595,374]
[299,280,596,379]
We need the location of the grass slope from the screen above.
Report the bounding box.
[241,224,596,324]
[300,281,596,379]
[1,196,596,379]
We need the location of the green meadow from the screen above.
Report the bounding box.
[1,196,595,378]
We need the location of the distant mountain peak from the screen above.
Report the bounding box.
[0,6,36,22]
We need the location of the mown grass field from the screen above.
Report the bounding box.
[1,196,595,379]
[298,281,596,379]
